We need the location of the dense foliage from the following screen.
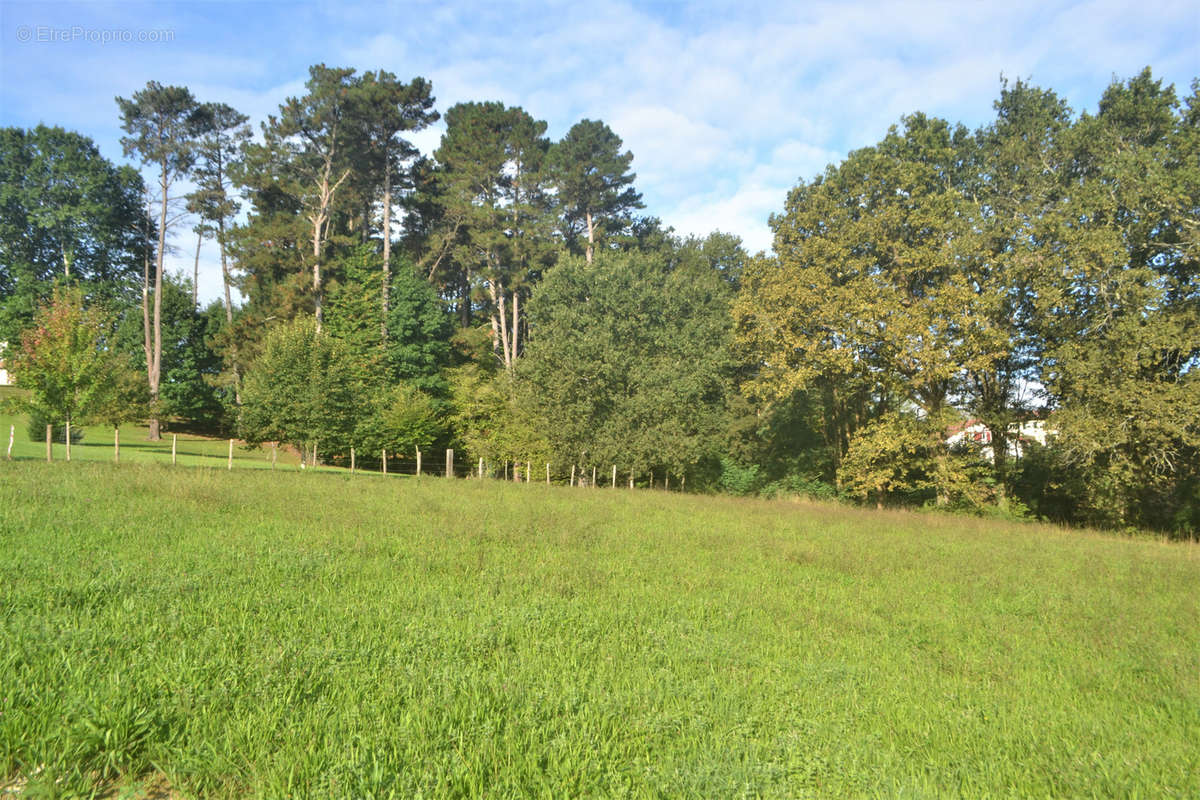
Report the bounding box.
[4,287,144,434]
[522,250,733,484]
[0,126,144,342]
[736,71,1199,534]
[1,65,1195,535]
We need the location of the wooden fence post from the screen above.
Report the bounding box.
[479,456,484,479]
[570,464,576,487]
[592,466,597,488]
[45,424,52,462]
[629,472,633,489]
[681,474,686,492]
[526,461,531,484]
[416,448,422,477]
[546,462,550,485]
[382,449,388,475]
[612,465,616,488]
[65,420,71,462]
[665,473,669,491]
[445,448,454,478]
[114,427,119,463]
[7,424,14,460]
[228,439,234,470]
[171,434,177,465]
[350,447,355,473]
[313,440,318,468]
[271,442,277,469]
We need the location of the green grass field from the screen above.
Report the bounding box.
[0,386,303,472]
[1,461,1197,798]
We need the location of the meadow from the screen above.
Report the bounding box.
[0,387,303,472]
[1,459,1197,798]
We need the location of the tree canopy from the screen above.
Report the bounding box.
[0,126,145,341]
[522,249,734,482]
[2,64,1196,536]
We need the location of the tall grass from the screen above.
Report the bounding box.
[2,462,1197,798]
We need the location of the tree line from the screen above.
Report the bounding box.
[1,65,1196,536]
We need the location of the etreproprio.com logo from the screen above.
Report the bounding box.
[15,25,176,44]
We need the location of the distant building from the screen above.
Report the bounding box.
[0,341,11,386]
[945,417,1053,462]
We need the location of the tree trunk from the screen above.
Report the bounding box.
[149,172,167,441]
[141,195,153,412]
[492,283,512,371]
[381,162,391,342]
[935,451,949,506]
[309,165,349,334]
[192,228,202,308]
[511,289,519,366]
[312,213,323,332]
[585,210,594,264]
[990,424,1010,506]
[217,217,241,405]
[459,271,471,327]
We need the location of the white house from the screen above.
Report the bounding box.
[945,417,1053,462]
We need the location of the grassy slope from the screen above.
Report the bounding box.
[0,388,300,471]
[1,462,1197,798]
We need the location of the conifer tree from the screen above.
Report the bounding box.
[117,81,203,439]
[548,119,643,263]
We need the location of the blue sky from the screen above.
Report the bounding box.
[2,0,1197,303]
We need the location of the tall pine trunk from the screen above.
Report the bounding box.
[493,284,512,371]
[312,215,323,332]
[192,228,202,308]
[585,210,594,264]
[217,217,241,405]
[511,289,519,366]
[146,172,167,442]
[308,164,349,334]
[381,162,391,342]
[141,190,153,424]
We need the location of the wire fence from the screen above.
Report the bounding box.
[10,423,687,491]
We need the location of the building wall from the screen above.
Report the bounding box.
[946,419,1054,463]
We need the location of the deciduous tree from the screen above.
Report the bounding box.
[0,126,144,341]
[1037,70,1200,530]
[522,250,733,483]
[239,317,361,465]
[6,287,142,435]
